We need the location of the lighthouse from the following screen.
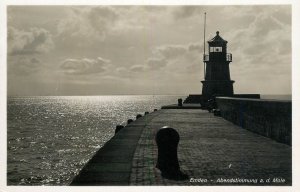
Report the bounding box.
[201,31,234,98]
[183,30,260,105]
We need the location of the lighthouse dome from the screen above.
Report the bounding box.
[208,31,228,45]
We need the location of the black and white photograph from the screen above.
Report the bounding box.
[1,1,299,192]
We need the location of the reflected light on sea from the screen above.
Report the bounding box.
[7,95,182,185]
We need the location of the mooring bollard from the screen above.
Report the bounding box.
[115,125,124,134]
[178,98,183,107]
[136,114,142,119]
[144,111,149,115]
[155,126,188,180]
[127,119,133,124]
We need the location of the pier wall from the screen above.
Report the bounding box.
[215,97,292,145]
[183,94,260,106]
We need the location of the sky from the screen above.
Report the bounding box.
[7,5,291,96]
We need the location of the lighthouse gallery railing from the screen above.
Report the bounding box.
[203,53,232,62]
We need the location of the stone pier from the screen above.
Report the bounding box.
[70,108,291,186]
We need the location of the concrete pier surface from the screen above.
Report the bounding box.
[71,108,291,186]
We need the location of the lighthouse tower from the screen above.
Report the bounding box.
[183,30,259,104]
[201,31,234,98]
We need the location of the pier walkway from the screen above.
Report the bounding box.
[71,109,291,186]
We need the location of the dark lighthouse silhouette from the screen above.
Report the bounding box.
[202,31,234,97]
[184,30,260,105]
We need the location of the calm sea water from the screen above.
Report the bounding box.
[7,95,184,185]
[7,94,291,186]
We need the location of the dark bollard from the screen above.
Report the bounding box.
[155,126,188,180]
[178,98,183,107]
[144,111,149,115]
[136,114,142,119]
[127,119,133,124]
[115,125,124,134]
[154,109,158,111]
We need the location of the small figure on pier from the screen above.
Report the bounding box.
[178,98,183,107]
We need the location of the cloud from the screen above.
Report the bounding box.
[116,67,127,74]
[250,14,282,38]
[57,6,118,41]
[146,58,167,70]
[60,57,110,75]
[8,57,43,75]
[130,65,145,72]
[228,9,291,71]
[56,6,175,44]
[8,27,54,55]
[188,43,202,52]
[88,6,118,31]
[146,43,202,73]
[113,6,172,32]
[172,6,202,20]
[154,45,187,59]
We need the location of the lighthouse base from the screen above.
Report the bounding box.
[201,80,235,98]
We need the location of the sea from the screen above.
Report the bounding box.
[7,95,185,185]
[6,95,291,185]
